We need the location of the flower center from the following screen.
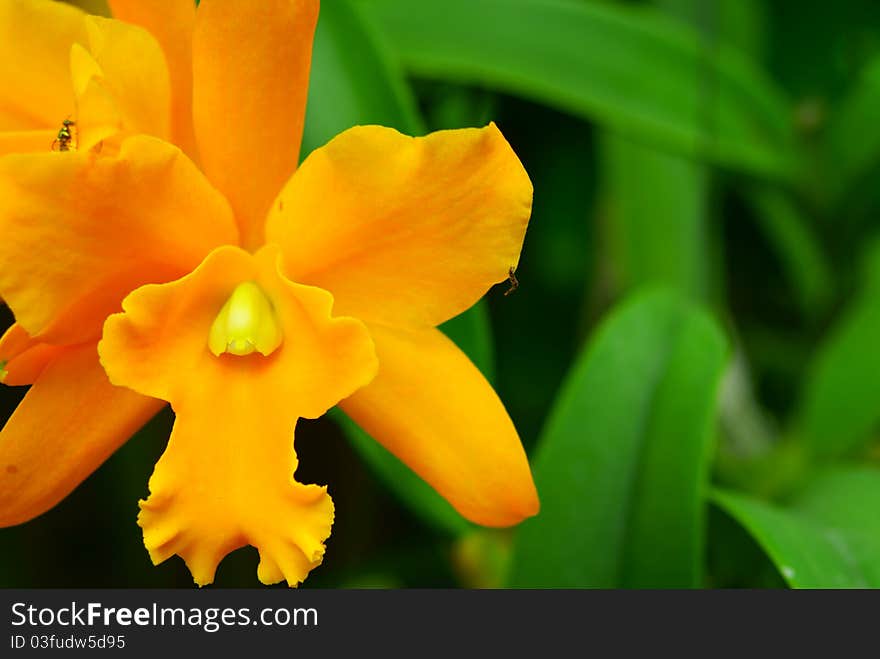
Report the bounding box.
[208,281,283,357]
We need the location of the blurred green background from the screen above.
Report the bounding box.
[4,0,880,588]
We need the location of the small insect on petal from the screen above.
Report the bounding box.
[51,117,77,152]
[208,281,283,357]
[504,267,519,297]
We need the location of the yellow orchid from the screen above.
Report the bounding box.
[0,0,538,586]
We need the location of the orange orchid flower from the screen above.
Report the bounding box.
[0,0,538,586]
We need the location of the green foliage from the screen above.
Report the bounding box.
[599,134,710,300]
[797,242,880,457]
[360,0,797,178]
[508,289,728,587]
[301,0,423,155]
[714,467,880,587]
[823,57,880,206]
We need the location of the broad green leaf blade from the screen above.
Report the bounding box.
[713,467,880,588]
[657,0,766,61]
[360,0,797,179]
[600,133,709,300]
[508,288,728,587]
[305,2,489,535]
[823,57,880,207]
[797,242,880,456]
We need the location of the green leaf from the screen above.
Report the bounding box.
[713,467,880,588]
[507,288,729,587]
[599,133,709,300]
[823,57,880,207]
[302,0,423,156]
[305,1,488,535]
[797,241,880,456]
[657,0,767,60]
[360,0,797,179]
